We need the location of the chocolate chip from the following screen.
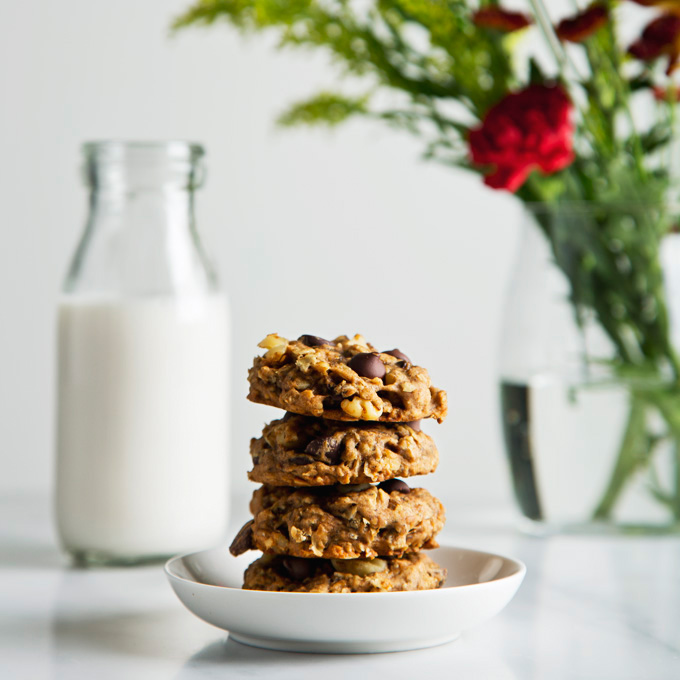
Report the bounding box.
[326,445,343,465]
[282,556,315,581]
[305,437,343,465]
[348,352,386,380]
[298,334,334,347]
[378,479,411,494]
[304,438,325,458]
[384,349,411,363]
[406,420,421,432]
[229,520,254,556]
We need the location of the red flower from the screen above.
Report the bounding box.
[472,7,533,32]
[468,84,575,193]
[629,13,680,74]
[555,4,609,43]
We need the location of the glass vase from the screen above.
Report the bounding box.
[500,203,680,533]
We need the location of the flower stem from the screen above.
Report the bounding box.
[674,439,680,519]
[646,390,680,519]
[592,394,649,520]
[527,0,587,81]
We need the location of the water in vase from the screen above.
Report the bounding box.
[501,377,676,528]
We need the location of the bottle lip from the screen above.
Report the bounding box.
[82,141,206,190]
[82,140,205,161]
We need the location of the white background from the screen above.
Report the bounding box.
[1,0,528,514]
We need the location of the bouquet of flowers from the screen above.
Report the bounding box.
[175,0,680,527]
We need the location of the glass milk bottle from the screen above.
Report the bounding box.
[55,141,230,565]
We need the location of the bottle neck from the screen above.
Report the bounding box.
[85,140,204,227]
[88,184,196,236]
[65,142,216,297]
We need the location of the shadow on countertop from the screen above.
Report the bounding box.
[175,635,518,679]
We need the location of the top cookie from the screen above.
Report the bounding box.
[248,333,447,423]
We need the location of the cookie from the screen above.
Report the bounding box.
[242,551,447,593]
[249,414,438,487]
[230,482,445,560]
[248,333,447,423]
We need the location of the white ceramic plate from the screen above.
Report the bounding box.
[165,545,525,654]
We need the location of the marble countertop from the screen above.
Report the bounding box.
[1,493,679,680]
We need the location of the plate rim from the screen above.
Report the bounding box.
[164,543,527,597]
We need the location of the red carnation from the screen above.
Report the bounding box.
[472,7,533,32]
[556,4,609,43]
[629,13,680,74]
[468,84,575,193]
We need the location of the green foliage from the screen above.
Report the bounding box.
[277,92,369,127]
[172,0,315,31]
[636,124,673,155]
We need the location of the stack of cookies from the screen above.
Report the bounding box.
[230,333,448,593]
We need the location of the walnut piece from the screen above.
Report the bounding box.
[340,397,383,420]
[258,333,289,359]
